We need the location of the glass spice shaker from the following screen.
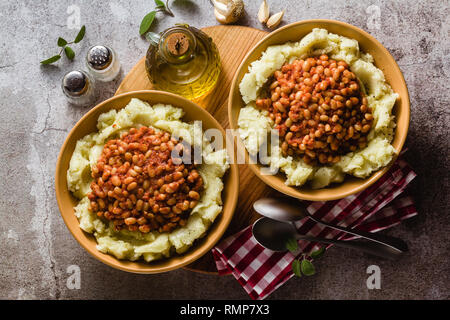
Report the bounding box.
[145,24,221,100]
[86,45,121,82]
[61,70,96,106]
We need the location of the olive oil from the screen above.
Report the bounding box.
[145,25,221,100]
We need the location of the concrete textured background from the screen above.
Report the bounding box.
[0,0,449,300]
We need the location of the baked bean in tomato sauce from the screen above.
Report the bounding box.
[87,126,203,234]
[255,54,373,165]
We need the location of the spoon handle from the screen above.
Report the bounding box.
[307,215,408,253]
[295,234,404,260]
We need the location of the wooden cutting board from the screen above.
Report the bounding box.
[115,25,283,274]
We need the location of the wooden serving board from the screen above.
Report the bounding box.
[115,25,283,274]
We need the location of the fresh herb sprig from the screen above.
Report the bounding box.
[155,0,174,16]
[40,25,86,65]
[139,0,175,35]
[286,238,326,277]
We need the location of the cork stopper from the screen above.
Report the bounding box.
[166,32,189,56]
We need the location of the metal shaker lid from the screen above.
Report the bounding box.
[62,70,89,96]
[87,45,112,70]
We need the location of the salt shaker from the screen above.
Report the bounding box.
[86,45,121,82]
[61,70,96,106]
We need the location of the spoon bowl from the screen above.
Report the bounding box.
[253,197,308,222]
[252,217,298,252]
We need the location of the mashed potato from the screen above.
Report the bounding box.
[238,28,397,188]
[67,98,229,262]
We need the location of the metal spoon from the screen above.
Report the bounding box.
[253,197,408,254]
[252,217,404,260]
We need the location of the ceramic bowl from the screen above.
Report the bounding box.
[228,20,410,201]
[55,90,239,273]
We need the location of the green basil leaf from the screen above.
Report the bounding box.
[57,37,67,47]
[285,237,298,253]
[301,259,316,276]
[139,11,156,35]
[154,0,165,8]
[310,247,325,259]
[292,260,302,278]
[40,55,61,65]
[64,46,75,60]
[74,25,86,43]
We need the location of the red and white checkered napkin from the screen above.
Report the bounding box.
[212,157,417,300]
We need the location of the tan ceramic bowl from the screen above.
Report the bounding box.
[229,20,410,201]
[56,90,239,273]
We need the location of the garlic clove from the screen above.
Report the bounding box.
[266,9,285,29]
[214,8,230,24]
[212,0,231,16]
[212,0,244,25]
[258,0,270,24]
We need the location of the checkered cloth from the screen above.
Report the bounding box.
[212,157,417,300]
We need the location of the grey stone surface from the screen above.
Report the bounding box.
[0,0,448,300]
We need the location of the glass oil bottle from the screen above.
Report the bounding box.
[145,24,221,100]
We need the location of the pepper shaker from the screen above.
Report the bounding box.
[61,70,96,106]
[86,45,121,82]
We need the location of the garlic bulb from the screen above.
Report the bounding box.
[211,0,245,24]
